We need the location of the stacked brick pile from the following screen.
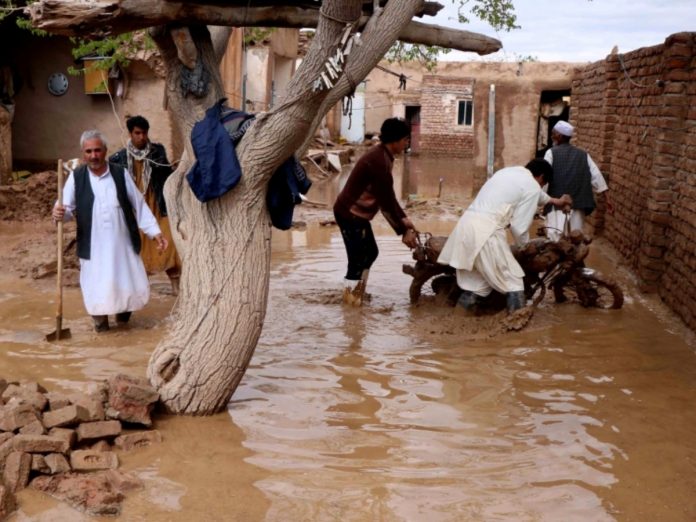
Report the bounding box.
[572,32,696,331]
[0,374,162,518]
[419,75,475,158]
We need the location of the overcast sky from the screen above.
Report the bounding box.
[432,0,696,62]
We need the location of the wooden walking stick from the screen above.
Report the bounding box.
[46,159,71,341]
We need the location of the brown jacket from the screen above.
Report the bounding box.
[333,144,408,234]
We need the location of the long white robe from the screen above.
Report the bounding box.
[543,148,608,241]
[437,166,549,296]
[60,167,161,315]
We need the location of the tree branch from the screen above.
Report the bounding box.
[298,0,427,156]
[28,1,500,54]
[209,26,234,61]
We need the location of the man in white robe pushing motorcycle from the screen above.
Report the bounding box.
[437,159,571,313]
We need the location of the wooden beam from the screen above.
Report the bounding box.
[28,1,500,54]
[402,20,501,55]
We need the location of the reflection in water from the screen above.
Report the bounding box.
[232,230,696,521]
[2,157,696,520]
[399,155,473,202]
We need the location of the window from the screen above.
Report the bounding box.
[457,100,473,126]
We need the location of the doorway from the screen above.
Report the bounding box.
[536,89,571,157]
[405,105,421,153]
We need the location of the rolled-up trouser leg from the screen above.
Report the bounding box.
[335,212,379,281]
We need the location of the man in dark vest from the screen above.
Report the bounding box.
[544,121,613,241]
[52,130,167,332]
[109,116,181,295]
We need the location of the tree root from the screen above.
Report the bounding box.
[151,349,182,385]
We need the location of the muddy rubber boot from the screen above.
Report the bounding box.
[115,311,132,325]
[456,291,479,311]
[506,291,526,313]
[92,315,109,332]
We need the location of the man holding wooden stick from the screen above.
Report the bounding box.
[52,130,167,332]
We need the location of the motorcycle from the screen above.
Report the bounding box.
[402,228,623,312]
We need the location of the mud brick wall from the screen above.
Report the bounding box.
[419,75,475,158]
[572,32,696,330]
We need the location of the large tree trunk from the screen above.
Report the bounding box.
[147,1,376,414]
[26,0,494,415]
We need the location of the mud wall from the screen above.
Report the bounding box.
[364,61,578,186]
[9,33,172,171]
[572,32,696,330]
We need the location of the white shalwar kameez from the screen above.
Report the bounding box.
[60,167,161,315]
[437,166,550,297]
[543,148,609,241]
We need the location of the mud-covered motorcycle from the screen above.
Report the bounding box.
[402,229,623,312]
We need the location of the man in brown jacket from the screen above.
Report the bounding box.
[333,118,418,306]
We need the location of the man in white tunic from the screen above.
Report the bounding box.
[438,160,570,312]
[544,121,612,241]
[53,130,167,332]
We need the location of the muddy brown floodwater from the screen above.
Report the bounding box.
[2,156,696,521]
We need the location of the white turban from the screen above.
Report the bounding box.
[553,121,574,137]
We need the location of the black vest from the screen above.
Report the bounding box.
[548,143,596,215]
[74,163,141,260]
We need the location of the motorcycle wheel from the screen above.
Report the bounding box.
[431,275,460,305]
[566,271,624,309]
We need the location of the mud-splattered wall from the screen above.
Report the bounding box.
[572,32,696,331]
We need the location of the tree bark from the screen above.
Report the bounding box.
[28,0,491,415]
[147,1,364,414]
[28,1,500,54]
[298,0,428,157]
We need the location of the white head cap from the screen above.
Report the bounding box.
[553,121,574,137]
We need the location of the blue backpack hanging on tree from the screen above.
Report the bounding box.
[186,99,242,202]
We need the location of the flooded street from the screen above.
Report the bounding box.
[2,157,696,521]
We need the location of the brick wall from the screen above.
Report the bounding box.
[419,75,475,158]
[572,32,696,330]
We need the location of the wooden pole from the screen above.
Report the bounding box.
[55,159,64,340]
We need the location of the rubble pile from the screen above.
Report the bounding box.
[0,171,58,222]
[0,374,163,518]
[301,137,357,182]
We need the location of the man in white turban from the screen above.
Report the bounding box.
[543,120,612,241]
